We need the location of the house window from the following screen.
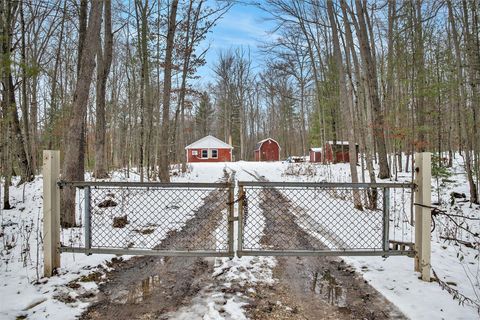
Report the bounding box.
[211,149,218,159]
[201,149,208,158]
[192,150,198,156]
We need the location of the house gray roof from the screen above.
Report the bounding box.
[185,135,233,150]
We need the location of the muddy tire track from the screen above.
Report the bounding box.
[246,173,406,320]
[81,173,233,320]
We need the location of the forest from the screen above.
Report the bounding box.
[1,0,479,218]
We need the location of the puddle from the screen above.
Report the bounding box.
[310,269,347,307]
[112,275,162,304]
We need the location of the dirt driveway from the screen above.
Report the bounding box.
[244,185,406,319]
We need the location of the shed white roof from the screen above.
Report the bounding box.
[185,135,233,150]
[327,140,350,145]
[310,147,322,152]
[258,138,278,144]
[254,138,280,151]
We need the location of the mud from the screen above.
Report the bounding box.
[248,256,407,319]
[81,256,213,319]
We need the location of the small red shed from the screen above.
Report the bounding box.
[309,147,322,162]
[310,141,359,163]
[254,138,280,161]
[185,135,233,163]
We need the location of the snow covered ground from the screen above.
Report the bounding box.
[1,158,479,319]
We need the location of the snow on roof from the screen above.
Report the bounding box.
[254,138,280,151]
[310,147,322,152]
[185,135,233,150]
[258,138,277,144]
[327,140,350,145]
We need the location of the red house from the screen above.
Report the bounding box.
[185,135,233,163]
[310,141,359,163]
[254,138,280,161]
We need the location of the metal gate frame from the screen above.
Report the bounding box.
[57,180,415,258]
[236,181,416,257]
[58,181,236,258]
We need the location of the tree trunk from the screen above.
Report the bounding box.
[413,0,427,152]
[48,0,67,150]
[61,0,103,227]
[353,0,390,179]
[94,0,112,179]
[1,104,12,209]
[19,2,32,174]
[329,0,362,209]
[178,0,196,173]
[448,0,479,204]
[462,0,480,204]
[0,0,34,185]
[5,76,34,185]
[30,76,38,173]
[342,1,377,207]
[134,0,148,182]
[158,0,179,182]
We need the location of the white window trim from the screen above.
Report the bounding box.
[201,149,208,159]
[211,149,218,159]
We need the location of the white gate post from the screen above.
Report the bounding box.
[43,150,61,277]
[414,152,431,282]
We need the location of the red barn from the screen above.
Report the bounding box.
[254,138,280,161]
[185,135,233,163]
[310,141,359,163]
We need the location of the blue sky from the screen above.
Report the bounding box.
[194,2,276,85]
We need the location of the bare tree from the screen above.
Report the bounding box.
[61,0,103,227]
[94,0,113,179]
[351,0,390,179]
[158,0,179,182]
[327,1,362,209]
[0,0,34,185]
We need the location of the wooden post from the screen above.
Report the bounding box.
[43,150,61,277]
[414,152,431,281]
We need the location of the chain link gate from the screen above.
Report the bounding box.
[236,181,416,257]
[59,181,235,257]
[43,151,431,279]
[57,180,414,258]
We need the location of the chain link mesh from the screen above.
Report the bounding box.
[60,181,413,256]
[64,185,230,253]
[241,185,387,252]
